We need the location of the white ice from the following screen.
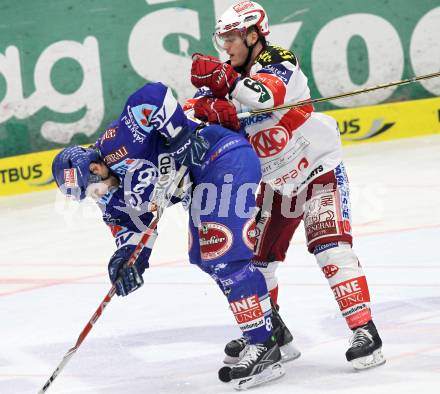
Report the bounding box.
[1,135,439,394]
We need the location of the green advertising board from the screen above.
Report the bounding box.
[1,0,439,158]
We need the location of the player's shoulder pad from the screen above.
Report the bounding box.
[256,45,297,67]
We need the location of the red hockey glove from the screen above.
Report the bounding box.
[191,53,239,98]
[194,96,240,131]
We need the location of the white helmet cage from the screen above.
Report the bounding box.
[213,1,269,52]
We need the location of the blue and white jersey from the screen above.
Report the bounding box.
[93,82,250,249]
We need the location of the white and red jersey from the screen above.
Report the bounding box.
[230,45,342,195]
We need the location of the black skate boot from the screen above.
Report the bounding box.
[229,336,285,390]
[224,302,300,364]
[270,301,301,362]
[346,320,386,370]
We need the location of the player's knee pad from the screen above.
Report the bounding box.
[211,261,273,342]
[314,242,372,328]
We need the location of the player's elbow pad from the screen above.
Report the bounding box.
[164,126,210,168]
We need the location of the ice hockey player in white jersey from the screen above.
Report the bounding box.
[189,0,385,371]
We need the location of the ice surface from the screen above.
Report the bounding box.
[1,135,439,393]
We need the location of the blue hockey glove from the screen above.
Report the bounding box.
[108,245,151,296]
[163,125,209,168]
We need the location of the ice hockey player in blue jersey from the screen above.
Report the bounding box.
[51,82,285,390]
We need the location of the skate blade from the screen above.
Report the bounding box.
[351,348,386,370]
[233,362,285,391]
[280,342,301,363]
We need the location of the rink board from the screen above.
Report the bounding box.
[1,1,439,159]
[1,96,439,196]
[332,95,440,145]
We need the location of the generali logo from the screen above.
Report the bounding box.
[103,146,128,165]
[250,126,289,158]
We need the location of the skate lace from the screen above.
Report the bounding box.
[236,344,265,368]
[349,327,373,348]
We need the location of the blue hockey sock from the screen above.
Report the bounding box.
[210,261,273,344]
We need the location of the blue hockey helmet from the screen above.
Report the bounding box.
[52,146,102,200]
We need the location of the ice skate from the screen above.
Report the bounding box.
[224,303,301,364]
[346,320,386,370]
[229,336,285,390]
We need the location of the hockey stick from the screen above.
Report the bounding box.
[236,70,440,119]
[38,164,188,393]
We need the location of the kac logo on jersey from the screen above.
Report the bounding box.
[131,104,157,133]
[250,126,289,158]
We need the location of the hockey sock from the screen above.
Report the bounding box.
[314,242,372,328]
[212,261,273,344]
[253,261,280,305]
